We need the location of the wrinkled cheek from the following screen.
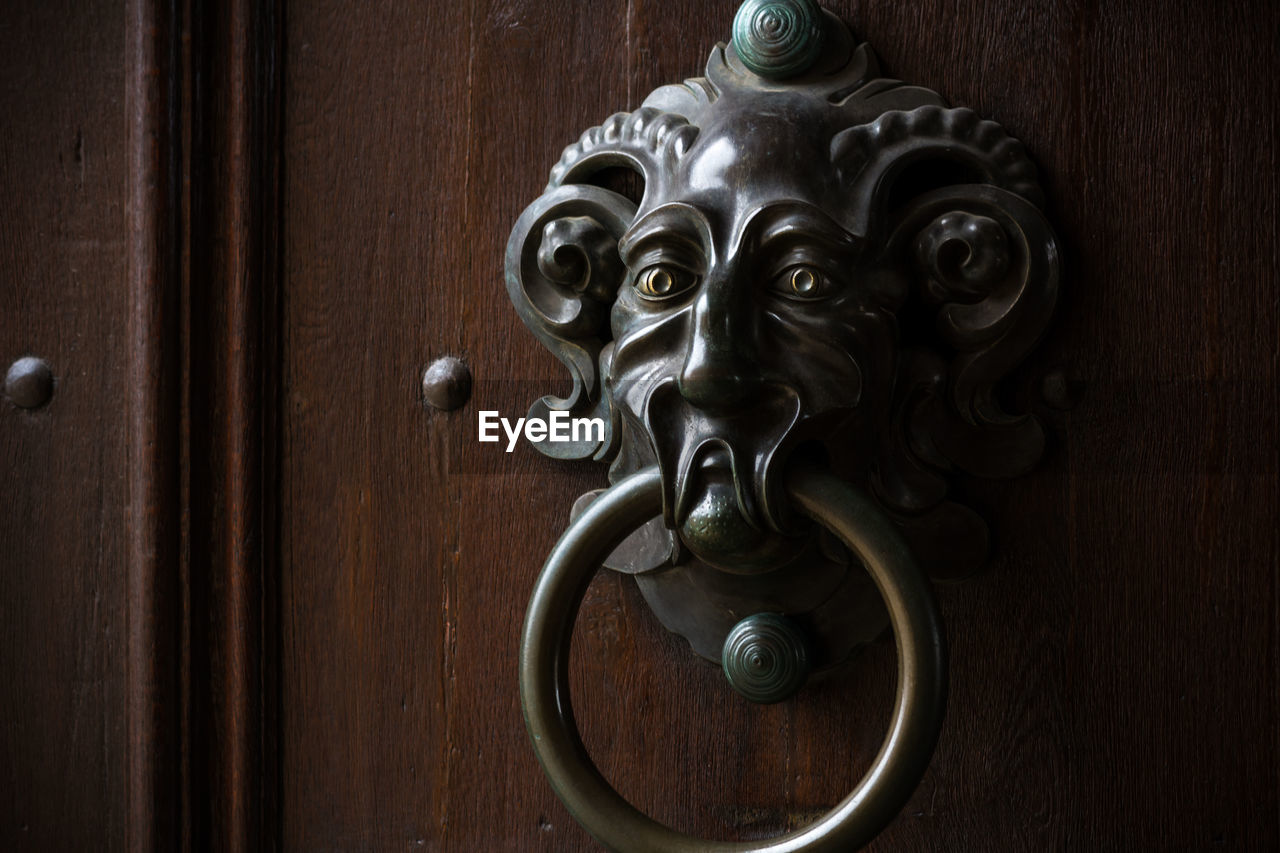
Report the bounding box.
[763,310,898,425]
[608,313,690,414]
[765,347,864,425]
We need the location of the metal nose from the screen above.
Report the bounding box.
[677,284,759,413]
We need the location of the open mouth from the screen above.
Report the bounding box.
[692,444,736,489]
[674,441,756,525]
[669,437,818,574]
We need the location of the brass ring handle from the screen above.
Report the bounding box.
[519,464,947,852]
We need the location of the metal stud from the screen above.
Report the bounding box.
[422,356,472,411]
[721,612,811,703]
[1041,366,1084,411]
[4,356,54,409]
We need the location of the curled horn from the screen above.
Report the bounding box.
[547,106,701,197]
[504,184,638,460]
[511,106,699,460]
[885,181,1054,479]
[856,108,1058,580]
[832,104,1044,238]
[875,184,1058,520]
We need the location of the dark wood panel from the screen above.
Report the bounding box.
[448,2,633,849]
[278,1,475,848]
[0,1,130,850]
[4,1,285,850]
[856,0,1280,847]
[277,1,1279,851]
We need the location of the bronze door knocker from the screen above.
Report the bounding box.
[506,1,1059,848]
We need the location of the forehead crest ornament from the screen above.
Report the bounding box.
[510,1,1059,846]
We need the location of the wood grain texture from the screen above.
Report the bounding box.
[184,0,282,849]
[277,2,471,848]
[126,0,184,847]
[0,1,130,851]
[3,0,283,849]
[3,0,1266,849]
[270,0,1280,849]
[278,0,1278,849]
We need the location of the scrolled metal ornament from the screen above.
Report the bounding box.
[506,0,1059,847]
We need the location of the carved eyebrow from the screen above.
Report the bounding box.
[618,202,713,269]
[745,202,861,256]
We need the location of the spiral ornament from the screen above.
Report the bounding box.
[721,612,812,703]
[731,0,826,79]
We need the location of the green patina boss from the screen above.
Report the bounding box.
[731,0,826,79]
[721,613,811,703]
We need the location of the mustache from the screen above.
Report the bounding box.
[640,380,803,532]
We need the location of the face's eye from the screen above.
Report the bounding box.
[633,264,698,300]
[772,265,831,301]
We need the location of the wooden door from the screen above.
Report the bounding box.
[2,0,1277,850]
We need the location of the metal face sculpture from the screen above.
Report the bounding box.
[507,0,1058,692]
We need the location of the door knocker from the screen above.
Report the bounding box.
[506,1,1059,848]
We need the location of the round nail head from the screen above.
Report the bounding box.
[5,356,54,409]
[422,356,472,411]
[1041,367,1083,411]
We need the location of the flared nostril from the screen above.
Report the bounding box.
[678,359,758,412]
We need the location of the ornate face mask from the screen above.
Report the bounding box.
[507,0,1058,676]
